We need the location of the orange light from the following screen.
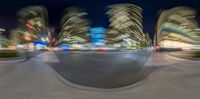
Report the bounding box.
[25,36,32,41]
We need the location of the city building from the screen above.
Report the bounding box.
[155,6,200,50]
[56,7,90,46]
[106,4,145,49]
[10,6,50,50]
[0,28,10,49]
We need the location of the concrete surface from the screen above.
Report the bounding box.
[0,51,200,99]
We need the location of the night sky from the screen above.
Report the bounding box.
[0,0,200,39]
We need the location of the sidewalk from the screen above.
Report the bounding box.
[0,58,27,64]
[0,52,29,64]
[166,51,200,60]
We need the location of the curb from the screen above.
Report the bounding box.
[0,56,26,60]
[0,56,28,64]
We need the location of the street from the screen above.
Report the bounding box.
[0,51,200,99]
[51,51,150,88]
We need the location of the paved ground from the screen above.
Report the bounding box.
[166,51,200,60]
[51,51,150,88]
[0,51,200,99]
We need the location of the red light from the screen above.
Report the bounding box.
[52,38,56,43]
[100,47,108,51]
[156,46,160,49]
[26,23,33,29]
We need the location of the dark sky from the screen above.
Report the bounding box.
[0,0,200,39]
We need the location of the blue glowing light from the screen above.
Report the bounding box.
[90,27,106,34]
[34,41,47,46]
[59,45,72,50]
[90,27,106,46]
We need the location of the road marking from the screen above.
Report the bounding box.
[144,53,185,67]
[36,52,60,63]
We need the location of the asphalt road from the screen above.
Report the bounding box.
[51,51,151,88]
[0,51,200,99]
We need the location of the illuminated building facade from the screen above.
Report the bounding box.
[56,7,90,46]
[89,27,106,46]
[106,4,145,49]
[0,29,10,48]
[12,6,50,46]
[145,32,151,47]
[8,6,51,50]
[156,6,200,50]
